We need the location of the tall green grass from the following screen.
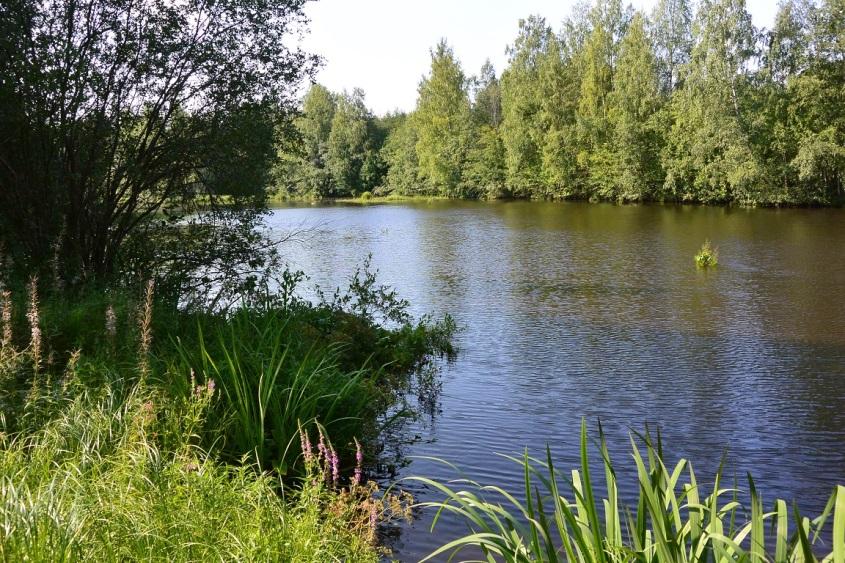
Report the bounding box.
[0,273,452,560]
[413,421,845,562]
[0,380,382,562]
[174,310,380,475]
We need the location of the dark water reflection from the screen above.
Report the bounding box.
[265,201,845,561]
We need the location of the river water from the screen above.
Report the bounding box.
[266,200,845,561]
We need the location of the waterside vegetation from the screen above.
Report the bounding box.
[695,240,719,268]
[414,422,845,562]
[0,270,454,560]
[278,0,844,207]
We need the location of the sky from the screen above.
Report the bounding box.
[299,0,780,116]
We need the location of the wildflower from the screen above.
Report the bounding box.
[317,429,327,462]
[1,290,11,349]
[368,502,378,530]
[27,277,41,373]
[300,428,313,464]
[138,279,154,381]
[139,400,155,424]
[62,349,81,392]
[206,379,215,395]
[353,437,363,486]
[330,447,339,485]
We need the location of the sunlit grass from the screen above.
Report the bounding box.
[412,421,845,562]
[0,382,382,562]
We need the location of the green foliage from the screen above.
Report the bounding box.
[327,90,371,196]
[695,239,719,267]
[382,114,421,195]
[500,16,554,197]
[413,40,474,197]
[0,262,455,560]
[652,0,694,92]
[315,0,845,207]
[279,87,393,198]
[0,381,382,561]
[414,421,845,562]
[0,0,315,283]
[175,311,376,475]
[608,14,664,201]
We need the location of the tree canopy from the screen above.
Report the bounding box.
[280,0,843,207]
[0,0,316,297]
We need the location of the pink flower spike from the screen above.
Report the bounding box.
[330,448,339,484]
[353,437,363,486]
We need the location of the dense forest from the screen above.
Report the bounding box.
[278,0,845,206]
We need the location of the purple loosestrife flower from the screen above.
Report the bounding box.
[300,429,314,464]
[330,448,339,485]
[317,430,327,463]
[353,438,363,486]
[368,503,378,530]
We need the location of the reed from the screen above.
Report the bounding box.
[175,310,378,474]
[413,421,845,563]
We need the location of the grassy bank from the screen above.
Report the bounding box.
[268,190,452,205]
[0,270,454,560]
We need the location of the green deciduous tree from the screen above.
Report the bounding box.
[279,84,336,198]
[608,13,664,201]
[662,0,762,204]
[327,89,370,197]
[0,0,316,287]
[652,0,694,92]
[381,115,420,195]
[500,16,554,196]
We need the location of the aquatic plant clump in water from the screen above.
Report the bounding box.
[413,421,845,562]
[695,239,719,268]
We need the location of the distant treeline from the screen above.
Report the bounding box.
[277,0,844,206]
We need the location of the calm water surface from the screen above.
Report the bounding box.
[266,201,845,561]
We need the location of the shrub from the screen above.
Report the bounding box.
[695,239,719,268]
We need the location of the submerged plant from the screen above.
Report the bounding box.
[412,421,845,562]
[695,239,719,268]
